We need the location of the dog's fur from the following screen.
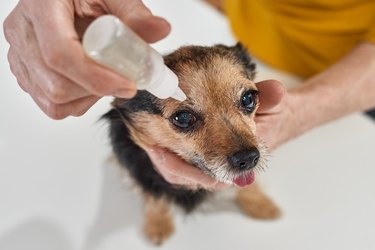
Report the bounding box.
[104,44,280,244]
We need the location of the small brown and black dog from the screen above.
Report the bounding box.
[104,44,280,244]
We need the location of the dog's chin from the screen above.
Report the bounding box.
[189,158,257,187]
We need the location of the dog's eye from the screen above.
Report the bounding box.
[241,90,258,113]
[171,111,197,129]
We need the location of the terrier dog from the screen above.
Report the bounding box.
[104,44,280,245]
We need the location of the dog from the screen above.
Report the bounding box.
[103,43,280,245]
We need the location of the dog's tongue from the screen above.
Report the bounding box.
[233,172,255,187]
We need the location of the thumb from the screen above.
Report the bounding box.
[256,79,285,113]
[104,0,171,43]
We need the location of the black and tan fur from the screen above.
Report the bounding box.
[104,44,280,245]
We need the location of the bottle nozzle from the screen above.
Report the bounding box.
[146,65,187,101]
[172,87,187,101]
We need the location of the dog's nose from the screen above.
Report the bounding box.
[228,148,260,171]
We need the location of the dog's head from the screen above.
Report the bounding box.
[111,44,265,186]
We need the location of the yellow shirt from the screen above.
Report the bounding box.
[224,0,375,77]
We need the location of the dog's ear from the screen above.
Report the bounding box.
[230,43,256,80]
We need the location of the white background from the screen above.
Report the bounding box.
[1,0,375,249]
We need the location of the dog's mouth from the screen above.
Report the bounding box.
[189,156,257,187]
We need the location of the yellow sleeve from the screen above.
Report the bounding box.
[223,0,375,77]
[363,24,375,44]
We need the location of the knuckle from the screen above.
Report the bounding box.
[45,80,70,104]
[7,51,18,75]
[4,3,28,44]
[7,48,13,61]
[7,51,32,89]
[3,15,16,43]
[16,79,28,93]
[45,103,68,120]
[3,18,12,42]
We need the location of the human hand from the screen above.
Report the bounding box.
[145,146,228,190]
[254,80,289,150]
[3,0,170,119]
[145,79,286,190]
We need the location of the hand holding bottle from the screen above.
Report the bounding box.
[83,15,186,101]
[3,0,171,119]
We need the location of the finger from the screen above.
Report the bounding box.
[23,71,99,119]
[256,80,285,113]
[211,182,228,190]
[104,0,171,43]
[19,26,94,104]
[26,0,137,98]
[125,16,171,43]
[5,9,31,94]
[30,83,100,119]
[146,147,219,188]
[71,96,101,117]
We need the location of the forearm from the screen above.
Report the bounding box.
[288,42,375,136]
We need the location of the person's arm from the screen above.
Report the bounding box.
[294,42,375,129]
[148,42,375,189]
[3,0,170,119]
[264,42,375,149]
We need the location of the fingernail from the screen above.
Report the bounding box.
[114,88,137,98]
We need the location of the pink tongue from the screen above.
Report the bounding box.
[233,172,255,187]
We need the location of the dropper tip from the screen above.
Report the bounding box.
[172,87,187,102]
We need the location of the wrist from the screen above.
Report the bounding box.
[285,76,346,140]
[266,42,375,150]
[287,86,319,136]
[276,89,310,147]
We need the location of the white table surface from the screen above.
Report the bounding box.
[1,1,375,250]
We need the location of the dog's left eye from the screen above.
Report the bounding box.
[241,90,258,113]
[171,111,197,129]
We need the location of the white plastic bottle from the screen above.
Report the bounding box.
[82,15,186,101]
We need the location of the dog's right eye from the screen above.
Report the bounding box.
[240,89,258,114]
[171,111,197,130]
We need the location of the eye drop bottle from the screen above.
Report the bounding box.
[82,15,186,101]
